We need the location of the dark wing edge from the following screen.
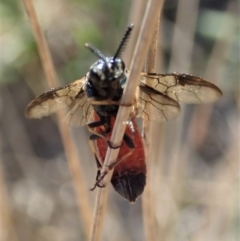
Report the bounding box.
[140,73,222,104]
[138,83,181,122]
[25,78,92,127]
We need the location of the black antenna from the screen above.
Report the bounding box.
[113,24,134,60]
[85,43,108,65]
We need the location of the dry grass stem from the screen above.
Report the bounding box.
[124,0,146,67]
[156,4,200,233]
[142,7,162,241]
[154,0,200,237]
[154,1,236,239]
[23,0,92,238]
[188,0,238,148]
[191,154,238,241]
[89,0,164,240]
[0,167,19,241]
[167,0,200,182]
[204,0,238,82]
[23,0,58,86]
[1,0,237,240]
[184,0,237,169]
[169,0,200,72]
[145,17,160,73]
[188,4,239,239]
[2,88,42,179]
[89,186,109,241]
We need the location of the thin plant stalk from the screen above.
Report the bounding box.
[167,0,200,184]
[22,0,92,238]
[155,1,235,239]
[89,0,164,240]
[142,10,162,241]
[187,3,238,239]
[154,0,200,238]
[0,166,19,241]
[191,158,238,241]
[187,0,238,150]
[168,0,200,72]
[124,0,146,67]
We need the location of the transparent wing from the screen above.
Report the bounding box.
[140,73,222,104]
[138,83,181,122]
[25,78,93,126]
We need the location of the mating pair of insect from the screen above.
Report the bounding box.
[26,25,222,203]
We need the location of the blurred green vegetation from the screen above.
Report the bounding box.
[1,0,130,87]
[1,0,239,92]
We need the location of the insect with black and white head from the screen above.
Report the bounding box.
[26,24,222,203]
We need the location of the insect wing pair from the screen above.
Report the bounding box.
[26,72,222,125]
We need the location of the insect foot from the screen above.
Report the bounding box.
[90,169,109,191]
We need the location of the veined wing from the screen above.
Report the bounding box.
[25,78,93,126]
[140,73,222,104]
[138,83,181,122]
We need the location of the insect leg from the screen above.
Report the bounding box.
[89,136,111,191]
[92,138,136,190]
[88,116,136,189]
[88,97,138,107]
[87,115,111,190]
[106,134,135,170]
[87,114,111,138]
[88,98,119,106]
[87,121,106,140]
[94,134,136,188]
[88,119,105,128]
[88,136,106,191]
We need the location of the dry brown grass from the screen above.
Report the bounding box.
[0,0,238,240]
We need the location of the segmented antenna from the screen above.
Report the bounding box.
[85,43,108,65]
[113,24,134,60]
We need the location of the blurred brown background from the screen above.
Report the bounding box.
[0,0,239,241]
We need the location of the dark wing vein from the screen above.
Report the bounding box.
[25,78,92,126]
[138,83,180,122]
[140,73,222,104]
